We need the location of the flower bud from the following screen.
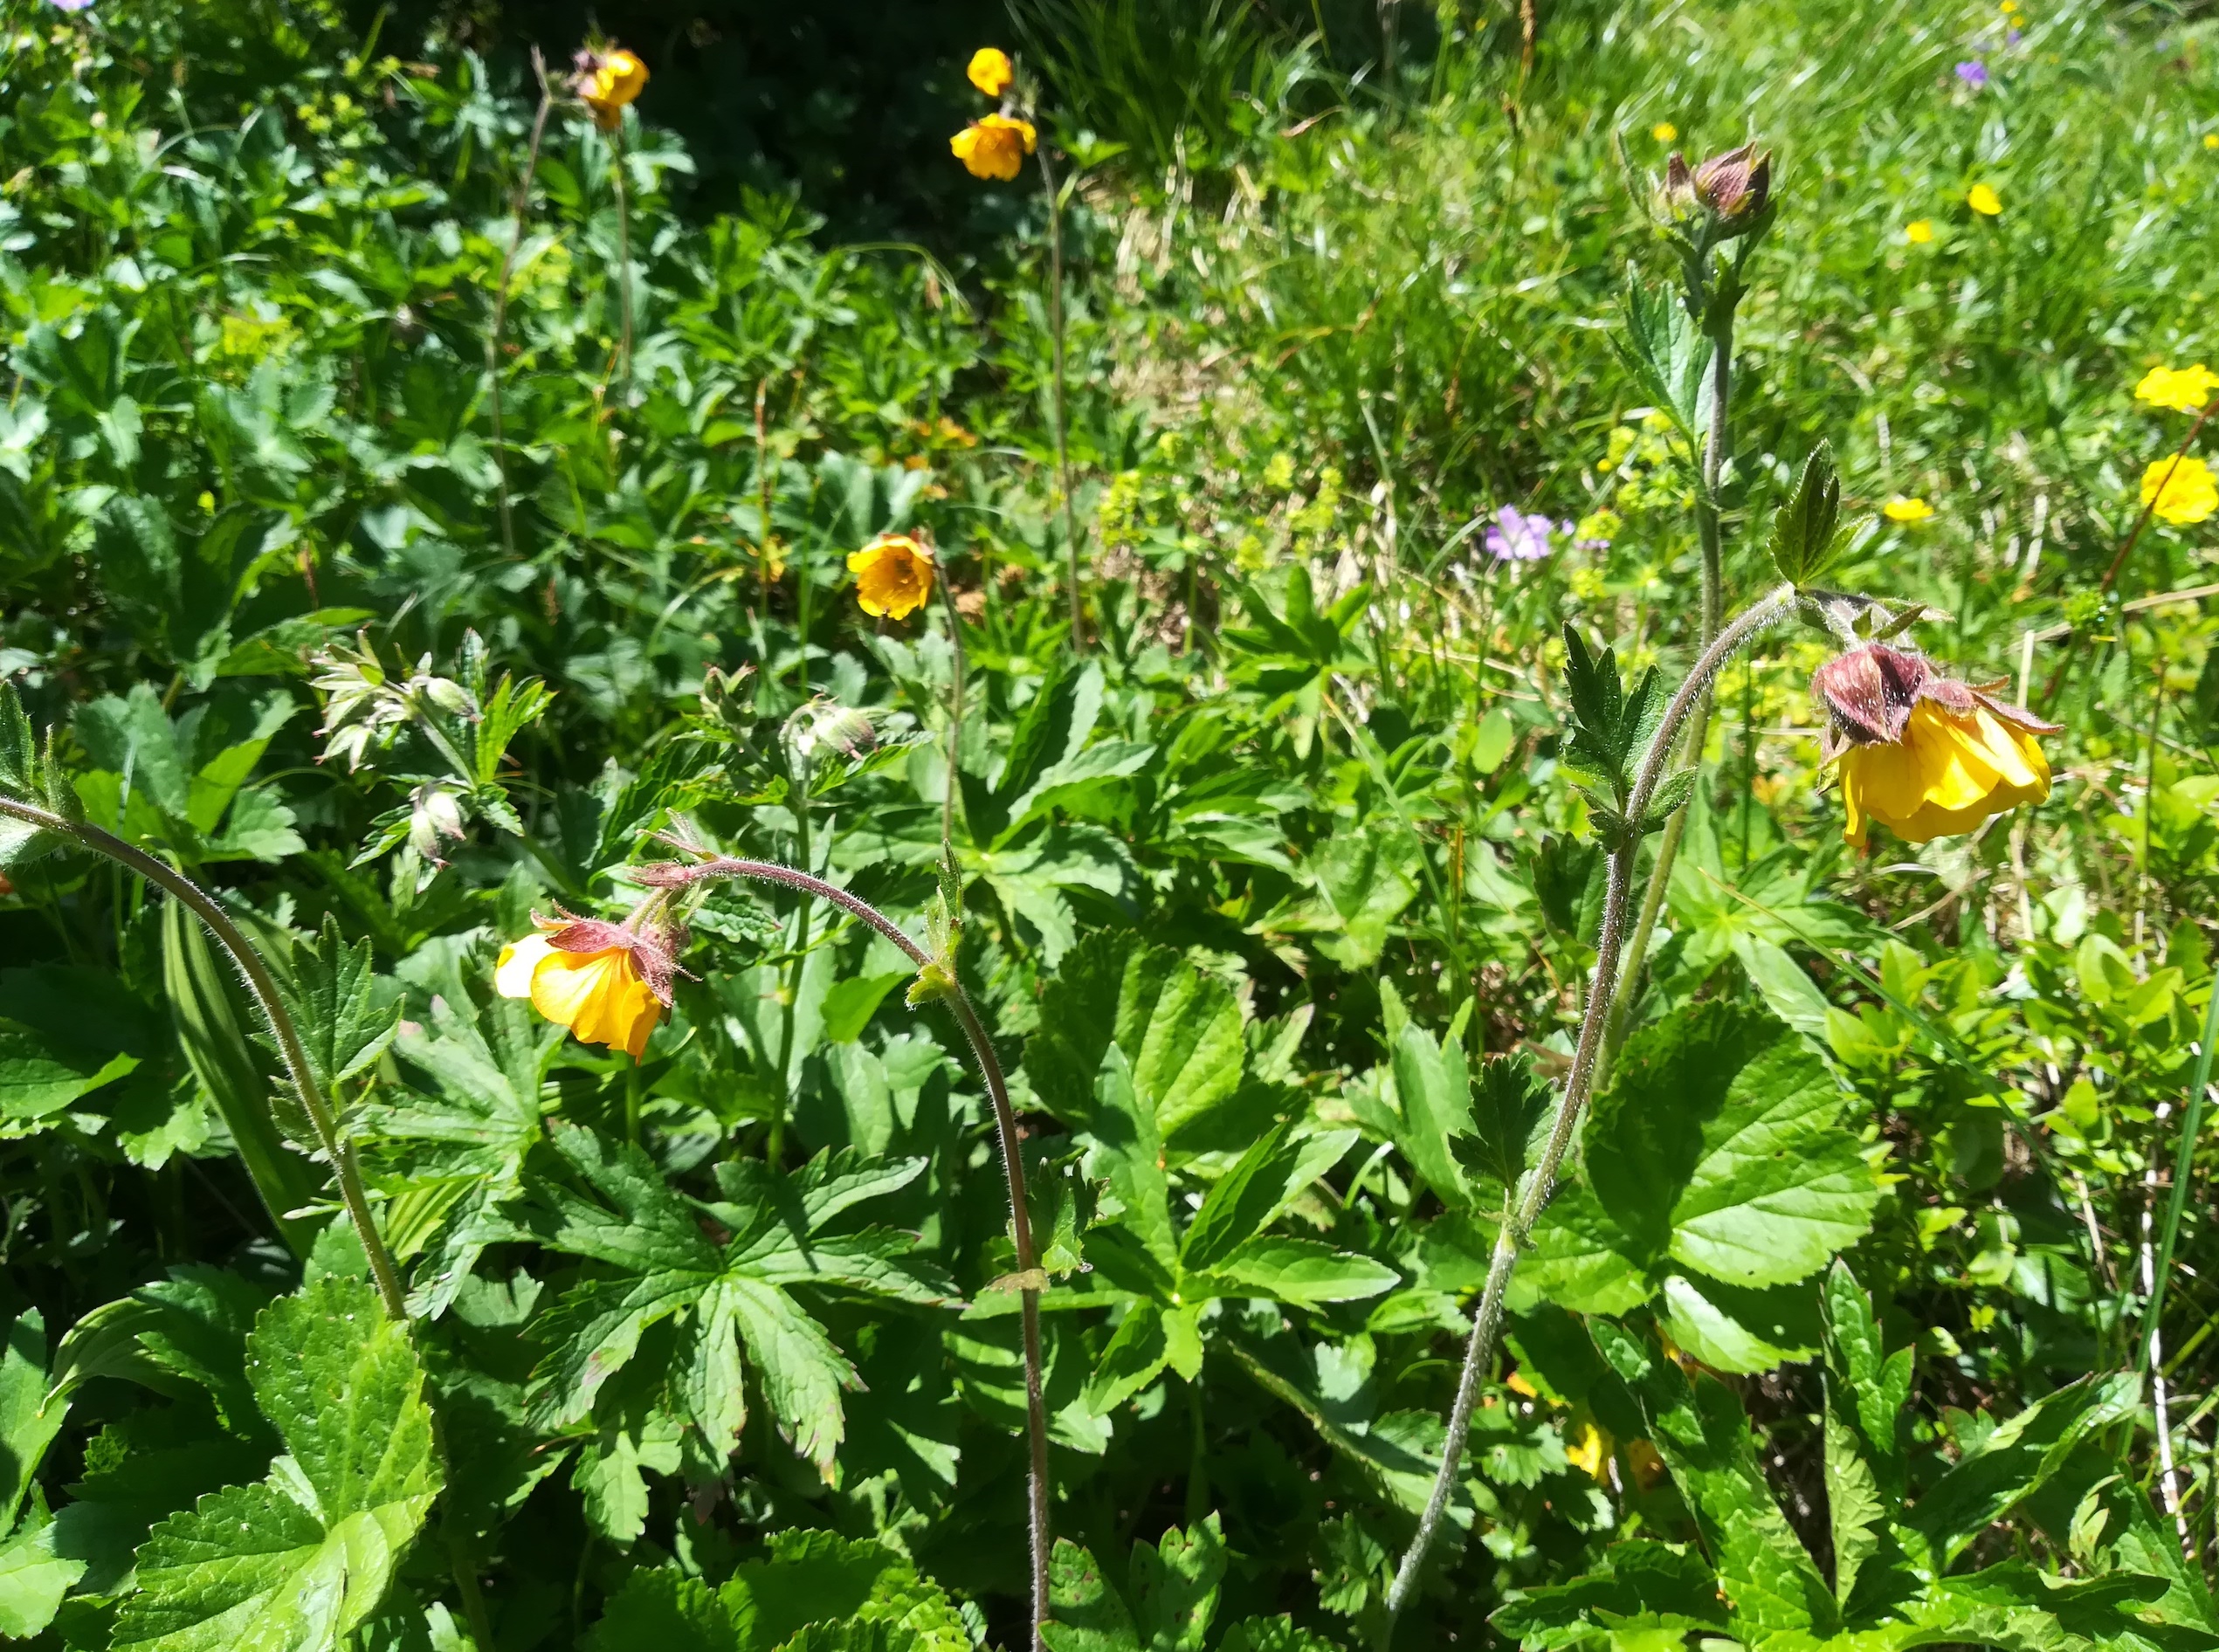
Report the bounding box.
[409,781,467,864]
[1660,142,1773,236]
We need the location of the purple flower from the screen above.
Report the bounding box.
[48,0,95,10]
[2005,27,2022,46]
[1484,505,1563,563]
[1954,59,1989,88]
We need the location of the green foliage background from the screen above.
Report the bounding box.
[6,0,2219,1648]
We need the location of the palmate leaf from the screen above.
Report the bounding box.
[524,1125,949,1481]
[274,913,401,1098]
[109,1278,441,1652]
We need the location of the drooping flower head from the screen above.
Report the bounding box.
[573,45,648,131]
[848,533,937,619]
[2135,363,2219,415]
[494,906,686,1059]
[950,113,1037,181]
[968,47,1015,98]
[1813,643,2057,850]
[2142,455,2219,526]
[1484,505,1563,563]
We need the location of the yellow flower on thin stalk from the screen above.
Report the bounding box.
[1967,182,2002,217]
[1882,496,1935,523]
[2134,363,2219,414]
[848,532,937,619]
[496,909,683,1060]
[573,45,648,131]
[950,113,1037,181]
[968,47,1014,98]
[2142,455,2219,526]
[1815,644,2057,850]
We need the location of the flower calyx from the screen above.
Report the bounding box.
[534,902,692,1008]
[1811,642,2059,767]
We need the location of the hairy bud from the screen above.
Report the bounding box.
[1662,141,1774,237]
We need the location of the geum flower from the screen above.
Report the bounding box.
[2135,363,2219,414]
[574,46,647,130]
[848,533,936,618]
[2142,455,2219,526]
[968,47,1014,97]
[1814,643,2057,850]
[495,910,686,1059]
[951,114,1037,181]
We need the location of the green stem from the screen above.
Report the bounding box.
[1604,297,1735,1067]
[611,121,634,392]
[658,853,1051,1649]
[488,52,552,559]
[1380,585,1795,1640]
[1036,142,1084,653]
[0,797,407,1320]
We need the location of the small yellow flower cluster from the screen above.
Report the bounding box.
[2132,365,2219,525]
[951,46,1037,182]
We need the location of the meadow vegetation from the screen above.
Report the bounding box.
[4,1,2219,1649]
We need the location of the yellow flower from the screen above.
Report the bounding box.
[1883,496,1935,523]
[2143,455,2219,525]
[1905,218,1933,244]
[576,47,648,131]
[848,533,937,619]
[1565,1420,1611,1483]
[496,930,662,1059]
[2134,363,2219,414]
[968,47,1014,98]
[1967,182,2002,217]
[1816,644,2055,850]
[1651,121,1678,143]
[950,114,1037,181]
[2205,134,2218,151]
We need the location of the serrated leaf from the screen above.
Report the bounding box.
[1614,271,1712,437]
[276,913,401,1096]
[1389,1019,1474,1209]
[1451,1053,1551,1195]
[1644,767,1699,830]
[1767,443,1843,587]
[1180,1125,1357,1274]
[1202,1236,1398,1306]
[110,1277,441,1652]
[1593,1321,1837,1641]
[1042,1538,1141,1652]
[1131,1516,1225,1652]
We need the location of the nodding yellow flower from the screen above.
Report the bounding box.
[950,113,1037,181]
[1651,121,1678,142]
[848,533,937,619]
[1883,496,1935,523]
[968,47,1014,98]
[1905,218,1934,244]
[1967,182,2002,217]
[2143,455,2219,526]
[2134,363,2219,414]
[496,914,674,1059]
[1816,644,2057,850]
[575,46,648,131]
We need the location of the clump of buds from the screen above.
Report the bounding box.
[1663,141,1773,237]
[310,633,478,773]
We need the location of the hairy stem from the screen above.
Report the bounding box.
[1380,584,1795,1638]
[0,798,406,1319]
[611,122,634,391]
[644,853,1051,1649]
[1606,299,1736,1066]
[488,52,552,559]
[1036,143,1084,653]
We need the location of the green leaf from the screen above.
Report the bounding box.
[1613,271,1712,437]
[726,1528,970,1652]
[1389,1019,1474,1208]
[1907,1373,2141,1571]
[1594,1321,1837,1641]
[1451,1053,1551,1197]
[1200,1237,1399,1307]
[1492,1539,1725,1650]
[1821,1259,1912,1613]
[1767,442,1844,587]
[1042,1538,1141,1652]
[1643,767,1699,831]
[0,1501,84,1640]
[1629,1001,1880,1288]
[1023,933,1246,1152]
[0,1019,137,1123]
[1654,1272,1822,1376]
[1084,1303,1174,1415]
[0,1312,65,1532]
[584,1567,736,1652]
[110,1277,442,1652]
[1083,1046,1178,1275]
[1130,1516,1225,1652]
[277,913,402,1096]
[1179,1125,1356,1275]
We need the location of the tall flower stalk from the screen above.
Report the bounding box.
[488,49,554,558]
